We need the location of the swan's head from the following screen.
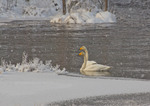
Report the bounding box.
[79,46,87,51]
[79,51,85,56]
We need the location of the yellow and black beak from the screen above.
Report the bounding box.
[79,52,83,56]
[79,47,83,50]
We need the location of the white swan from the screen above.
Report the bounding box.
[79,46,97,66]
[79,47,111,76]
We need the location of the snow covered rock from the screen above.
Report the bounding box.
[96,11,116,23]
[50,10,116,24]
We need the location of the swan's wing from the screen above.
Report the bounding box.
[86,61,97,66]
[80,61,97,72]
[97,64,111,70]
[84,64,110,72]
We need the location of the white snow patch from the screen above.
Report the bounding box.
[50,0,116,24]
[0,72,150,106]
[50,11,116,24]
[0,0,62,20]
[0,52,66,73]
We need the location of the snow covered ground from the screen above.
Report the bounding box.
[0,71,150,106]
[0,0,116,23]
[0,0,62,21]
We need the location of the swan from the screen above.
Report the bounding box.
[79,46,97,66]
[79,50,111,76]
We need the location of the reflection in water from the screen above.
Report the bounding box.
[0,20,150,79]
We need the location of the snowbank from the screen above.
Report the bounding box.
[50,11,116,24]
[50,0,116,24]
[0,72,150,106]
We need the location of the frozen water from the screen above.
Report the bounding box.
[0,69,150,106]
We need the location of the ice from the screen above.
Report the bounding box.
[0,71,150,106]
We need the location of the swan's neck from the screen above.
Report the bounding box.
[80,48,89,74]
[80,54,87,72]
[83,54,87,69]
[84,48,89,61]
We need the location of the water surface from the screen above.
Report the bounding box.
[0,20,150,79]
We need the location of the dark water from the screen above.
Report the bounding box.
[0,19,150,79]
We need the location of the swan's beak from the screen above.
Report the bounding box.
[79,47,83,50]
[79,52,82,56]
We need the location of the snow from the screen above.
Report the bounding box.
[50,0,116,24]
[0,72,150,106]
[0,0,62,20]
[0,52,66,73]
[0,0,116,23]
[50,11,116,24]
[0,52,150,106]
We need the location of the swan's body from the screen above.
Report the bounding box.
[79,46,111,76]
